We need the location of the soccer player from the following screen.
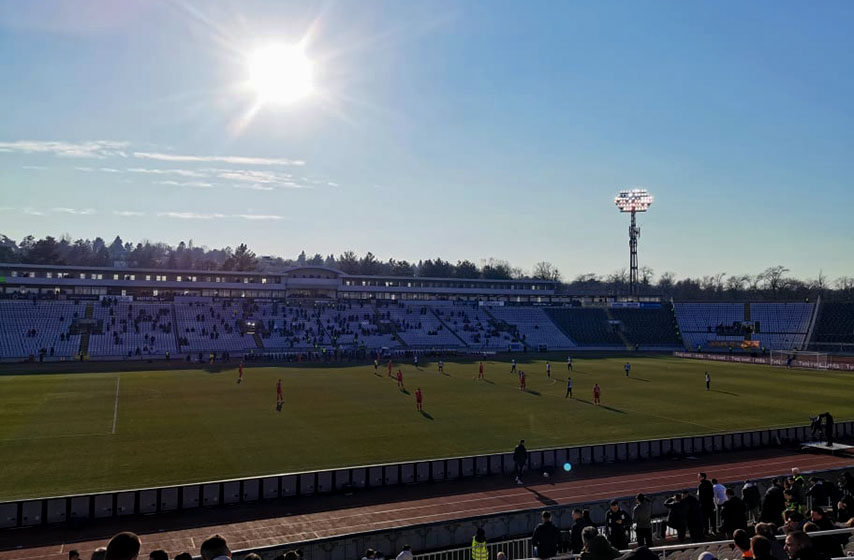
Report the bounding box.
[567,356,573,371]
[478,361,484,379]
[414,355,419,368]
[565,376,573,398]
[438,359,444,373]
[387,359,393,377]
[510,359,517,374]
[705,371,711,391]
[593,383,601,405]
[276,379,284,407]
[415,387,423,411]
[373,358,379,375]
[397,368,404,390]
[546,361,551,378]
[519,370,526,390]
[624,362,631,377]
[237,362,244,384]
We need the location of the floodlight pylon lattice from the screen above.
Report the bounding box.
[614,189,654,296]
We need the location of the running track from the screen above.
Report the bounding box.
[1,449,850,560]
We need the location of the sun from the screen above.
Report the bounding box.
[248,44,315,105]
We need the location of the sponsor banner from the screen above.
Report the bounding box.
[708,340,759,349]
[674,351,854,371]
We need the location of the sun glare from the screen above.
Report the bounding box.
[248,44,314,105]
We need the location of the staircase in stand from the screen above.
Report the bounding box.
[253,333,264,349]
[603,307,633,350]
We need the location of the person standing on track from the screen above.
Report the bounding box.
[565,376,573,398]
[593,383,601,405]
[513,439,527,485]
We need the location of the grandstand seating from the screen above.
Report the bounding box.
[89,301,178,358]
[381,302,463,348]
[544,308,624,346]
[174,301,253,353]
[675,303,746,351]
[811,302,854,346]
[609,305,681,347]
[0,300,82,360]
[488,306,576,349]
[750,302,813,350]
[433,304,514,349]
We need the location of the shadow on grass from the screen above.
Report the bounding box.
[203,366,226,374]
[526,487,558,506]
[524,389,541,396]
[601,405,626,414]
[481,379,495,385]
[420,410,434,420]
[400,389,410,395]
[711,389,739,396]
[628,376,651,382]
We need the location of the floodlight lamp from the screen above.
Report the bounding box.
[614,188,653,213]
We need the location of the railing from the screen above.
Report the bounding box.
[414,537,532,560]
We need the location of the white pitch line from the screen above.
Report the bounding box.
[111,376,120,435]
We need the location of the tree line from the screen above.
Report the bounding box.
[1,234,852,300]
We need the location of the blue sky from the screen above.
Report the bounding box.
[0,0,852,281]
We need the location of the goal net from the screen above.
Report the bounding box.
[769,350,829,370]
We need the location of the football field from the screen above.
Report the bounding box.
[0,355,852,500]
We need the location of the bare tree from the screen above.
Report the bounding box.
[533,261,562,282]
[640,266,655,286]
[759,265,790,298]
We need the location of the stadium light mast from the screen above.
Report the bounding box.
[614,188,654,296]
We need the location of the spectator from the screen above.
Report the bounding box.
[513,440,527,485]
[105,532,141,560]
[842,472,854,495]
[755,523,788,560]
[571,508,594,553]
[149,552,168,560]
[617,547,658,560]
[472,528,489,560]
[360,549,377,560]
[762,479,786,524]
[733,529,753,559]
[802,522,842,559]
[395,545,413,560]
[837,495,854,524]
[790,469,806,508]
[532,510,561,559]
[580,526,621,560]
[783,511,806,534]
[606,500,631,550]
[806,479,828,509]
[713,478,728,508]
[91,548,107,560]
[742,480,762,523]
[808,507,834,531]
[698,473,715,534]
[70,551,81,560]
[496,554,506,560]
[174,554,193,560]
[200,534,231,560]
[241,555,262,560]
[697,553,717,560]
[682,491,705,543]
[751,536,775,560]
[784,531,828,560]
[720,488,748,537]
[784,490,801,515]
[633,493,653,548]
[664,493,688,542]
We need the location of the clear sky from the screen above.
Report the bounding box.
[1,1,852,281]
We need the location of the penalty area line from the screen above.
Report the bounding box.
[111,376,120,435]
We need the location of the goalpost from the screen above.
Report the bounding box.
[769,350,829,370]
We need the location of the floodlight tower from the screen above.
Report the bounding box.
[614,188,654,296]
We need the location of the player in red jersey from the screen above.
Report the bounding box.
[237,362,244,384]
[397,368,404,390]
[593,383,601,405]
[478,361,484,379]
[519,370,526,390]
[415,387,423,411]
[276,378,284,406]
[387,359,393,377]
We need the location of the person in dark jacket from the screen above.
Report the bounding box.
[663,494,687,542]
[606,500,631,550]
[571,509,595,554]
[762,479,787,524]
[720,488,748,537]
[632,493,653,548]
[784,531,829,560]
[532,511,562,559]
[751,535,776,560]
[742,479,762,523]
[806,479,828,509]
[698,472,715,534]
[580,526,621,560]
[513,440,527,485]
[802,523,842,559]
[808,507,835,531]
[682,492,705,542]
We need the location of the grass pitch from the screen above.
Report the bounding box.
[0,355,852,500]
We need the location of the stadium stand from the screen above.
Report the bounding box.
[381,302,463,348]
[609,305,682,347]
[89,301,178,358]
[811,301,854,348]
[0,300,82,360]
[488,306,576,349]
[544,308,624,346]
[174,301,253,353]
[674,303,745,351]
[750,302,814,351]
[433,304,515,349]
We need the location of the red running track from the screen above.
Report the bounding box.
[1,449,851,560]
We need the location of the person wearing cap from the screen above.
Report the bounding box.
[633,494,653,548]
